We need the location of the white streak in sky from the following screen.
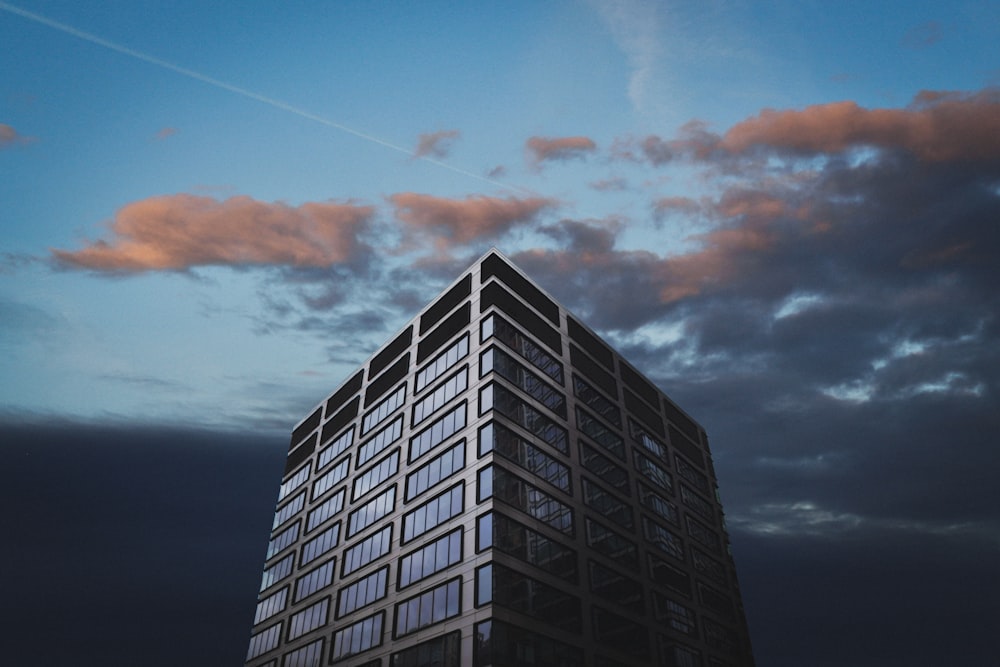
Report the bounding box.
[0,2,525,194]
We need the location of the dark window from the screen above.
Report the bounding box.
[488,562,581,632]
[567,316,614,369]
[481,347,566,417]
[417,302,471,363]
[639,482,679,526]
[364,355,410,409]
[480,422,571,493]
[589,560,644,613]
[582,478,633,529]
[585,518,637,567]
[290,406,322,450]
[699,582,735,619]
[419,273,471,334]
[625,387,665,437]
[488,466,574,534]
[591,606,649,658]
[369,326,412,378]
[390,630,461,667]
[480,511,578,582]
[284,434,316,476]
[630,418,668,465]
[569,343,617,397]
[662,398,701,445]
[649,554,692,597]
[318,427,354,469]
[322,396,360,444]
[619,361,660,409]
[576,407,624,459]
[480,281,561,353]
[675,453,710,493]
[415,334,469,393]
[643,516,685,561]
[362,384,406,435]
[474,619,583,667]
[685,515,720,553]
[481,252,560,324]
[670,425,706,469]
[579,442,629,494]
[635,450,673,494]
[324,370,364,420]
[693,548,729,586]
[481,313,564,383]
[681,484,715,522]
[652,590,698,637]
[573,374,621,427]
[413,367,468,425]
[480,383,567,454]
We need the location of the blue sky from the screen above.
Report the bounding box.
[2,2,1000,665]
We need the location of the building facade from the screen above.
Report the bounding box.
[245,250,754,667]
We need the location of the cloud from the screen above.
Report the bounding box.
[590,0,665,115]
[51,194,375,272]
[525,135,597,166]
[901,20,944,49]
[155,127,177,140]
[390,192,556,249]
[719,89,1000,162]
[589,177,629,192]
[0,123,35,148]
[413,129,460,158]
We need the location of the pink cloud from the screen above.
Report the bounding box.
[52,194,374,272]
[526,136,597,165]
[0,123,35,148]
[413,129,461,158]
[390,193,555,248]
[720,89,1000,162]
[155,127,178,140]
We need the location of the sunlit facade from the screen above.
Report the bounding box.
[245,250,754,666]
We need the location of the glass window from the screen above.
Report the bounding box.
[402,483,464,543]
[337,566,389,618]
[579,442,629,493]
[480,313,564,383]
[413,367,468,425]
[591,606,649,659]
[362,384,406,435]
[685,515,720,553]
[589,560,644,613]
[484,511,578,582]
[273,491,306,530]
[480,422,570,493]
[643,516,685,561]
[475,563,492,606]
[585,518,637,567]
[652,591,698,637]
[319,428,354,470]
[282,637,324,667]
[481,347,566,417]
[582,478,633,530]
[246,622,282,661]
[390,630,461,667]
[476,512,492,552]
[574,375,621,428]
[692,548,728,586]
[294,557,336,603]
[301,522,341,566]
[629,419,668,465]
[266,522,300,560]
[312,456,350,501]
[576,407,624,459]
[347,486,396,538]
[254,586,289,625]
[306,488,346,532]
[331,611,384,663]
[675,454,710,494]
[342,525,393,577]
[260,553,294,592]
[648,554,692,597]
[352,450,400,501]
[393,577,462,638]
[635,450,673,494]
[415,334,469,393]
[279,463,311,501]
[404,440,466,502]
[480,383,567,454]
[357,416,403,467]
[409,402,467,462]
[488,562,581,632]
[680,484,715,522]
[639,482,679,526]
[656,637,701,667]
[398,528,463,588]
[287,597,329,641]
[474,619,582,667]
[488,466,574,534]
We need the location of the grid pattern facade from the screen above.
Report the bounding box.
[245,251,754,667]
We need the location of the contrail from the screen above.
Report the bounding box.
[0,1,526,194]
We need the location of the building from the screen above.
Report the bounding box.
[245,250,754,667]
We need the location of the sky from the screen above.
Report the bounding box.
[2,1,999,665]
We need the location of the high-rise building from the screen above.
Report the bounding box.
[245,250,754,667]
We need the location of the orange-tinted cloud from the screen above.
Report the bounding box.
[526,136,597,165]
[720,89,1000,162]
[0,123,35,148]
[52,194,374,272]
[155,127,178,140]
[413,129,460,158]
[390,193,555,248]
